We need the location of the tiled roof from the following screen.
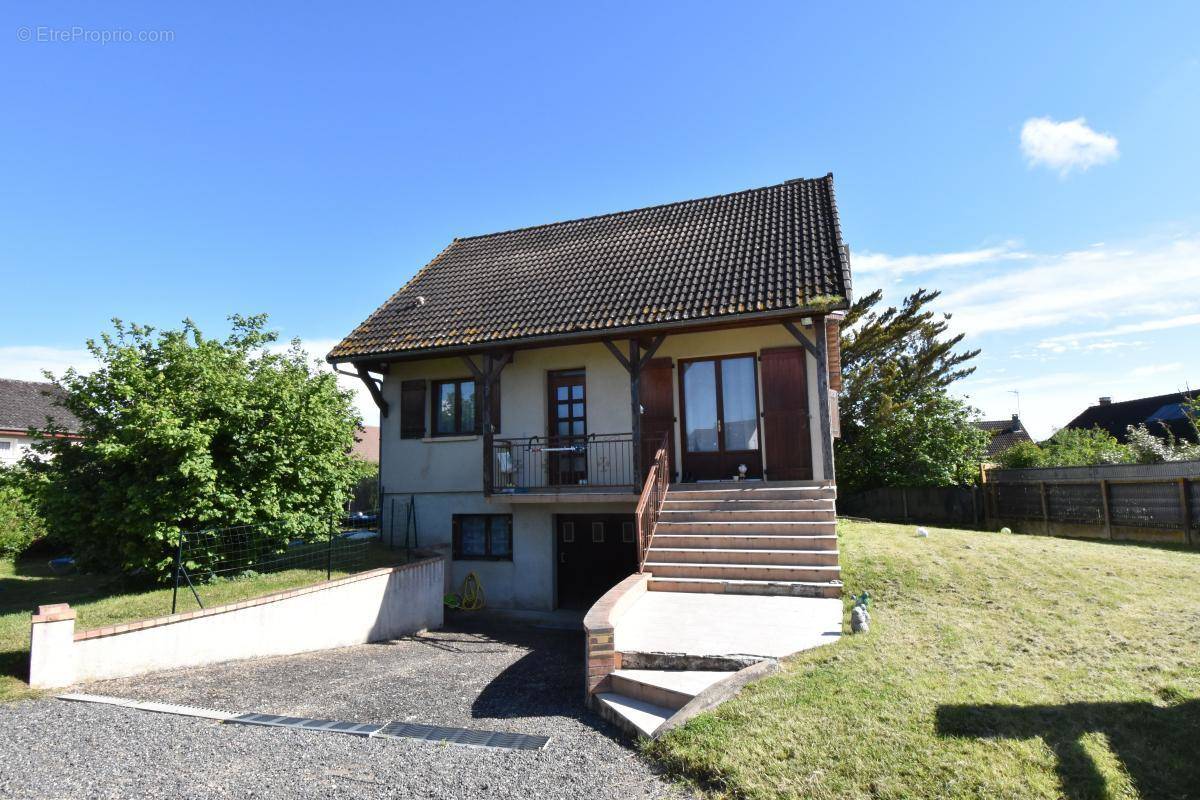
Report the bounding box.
[1065,391,1199,443]
[975,416,1033,457]
[330,176,852,362]
[0,378,80,434]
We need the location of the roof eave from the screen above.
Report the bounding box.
[326,301,851,366]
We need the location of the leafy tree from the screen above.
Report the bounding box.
[1125,424,1200,463]
[996,440,1045,469]
[837,389,989,491]
[998,426,1131,468]
[32,315,362,577]
[836,288,986,492]
[0,466,46,559]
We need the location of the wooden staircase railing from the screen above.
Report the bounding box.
[635,433,670,572]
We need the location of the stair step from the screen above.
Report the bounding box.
[666,487,835,502]
[660,509,835,522]
[595,692,674,738]
[656,520,837,534]
[651,533,839,550]
[646,547,840,565]
[662,498,835,511]
[645,562,840,582]
[648,576,842,598]
[609,669,733,710]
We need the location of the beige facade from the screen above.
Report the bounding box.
[377,321,831,613]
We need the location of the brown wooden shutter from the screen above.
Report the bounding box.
[639,358,674,479]
[760,347,813,481]
[400,380,426,439]
[825,316,843,392]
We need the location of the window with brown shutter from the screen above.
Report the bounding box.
[400,380,427,439]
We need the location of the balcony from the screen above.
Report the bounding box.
[486,433,641,498]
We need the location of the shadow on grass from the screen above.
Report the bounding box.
[937,699,1200,799]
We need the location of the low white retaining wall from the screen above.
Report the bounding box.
[29,555,444,689]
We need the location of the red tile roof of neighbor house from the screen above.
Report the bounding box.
[0,378,81,434]
[329,176,853,363]
[351,425,380,463]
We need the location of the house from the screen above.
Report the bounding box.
[351,425,380,464]
[1064,391,1198,444]
[328,176,852,613]
[975,414,1033,458]
[0,378,81,466]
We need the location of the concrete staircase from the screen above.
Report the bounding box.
[643,482,842,598]
[594,668,737,738]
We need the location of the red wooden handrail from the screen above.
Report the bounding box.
[635,433,670,572]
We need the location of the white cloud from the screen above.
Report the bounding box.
[853,243,1028,277]
[1037,313,1200,351]
[1021,117,1119,175]
[0,345,95,382]
[939,236,1200,336]
[1131,362,1184,379]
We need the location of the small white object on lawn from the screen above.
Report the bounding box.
[1000,526,1012,534]
[916,527,929,538]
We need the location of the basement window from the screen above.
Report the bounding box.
[452,514,513,560]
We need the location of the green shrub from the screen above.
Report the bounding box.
[0,470,46,559]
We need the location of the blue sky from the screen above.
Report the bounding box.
[2,2,1197,437]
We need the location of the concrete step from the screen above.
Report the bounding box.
[594,692,674,739]
[650,533,840,550]
[645,562,841,582]
[660,508,835,522]
[648,576,843,598]
[662,498,835,511]
[646,547,840,565]
[608,669,734,711]
[667,486,835,502]
[655,520,837,535]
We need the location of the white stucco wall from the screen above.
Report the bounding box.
[0,433,39,466]
[374,321,830,612]
[29,558,445,688]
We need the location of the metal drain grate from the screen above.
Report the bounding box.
[372,721,550,751]
[228,713,382,736]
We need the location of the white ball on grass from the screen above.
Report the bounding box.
[916,527,929,538]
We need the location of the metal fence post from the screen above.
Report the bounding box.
[327,522,334,580]
[171,530,184,614]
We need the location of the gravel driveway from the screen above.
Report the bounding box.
[0,621,691,799]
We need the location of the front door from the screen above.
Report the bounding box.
[679,355,763,481]
[639,357,676,481]
[556,514,637,609]
[547,369,587,486]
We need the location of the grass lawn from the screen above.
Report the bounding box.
[648,520,1200,800]
[0,542,406,703]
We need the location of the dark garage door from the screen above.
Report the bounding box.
[556,514,637,610]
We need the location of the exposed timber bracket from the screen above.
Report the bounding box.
[355,365,389,418]
[782,319,819,359]
[603,334,666,376]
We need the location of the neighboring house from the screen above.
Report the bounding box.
[329,176,852,612]
[976,414,1033,459]
[0,378,81,466]
[1064,391,1199,444]
[351,425,380,464]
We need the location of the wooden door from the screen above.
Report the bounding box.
[556,514,637,609]
[547,369,587,485]
[760,347,813,480]
[639,357,675,480]
[678,355,763,481]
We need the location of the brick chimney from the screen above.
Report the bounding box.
[1098,396,1112,406]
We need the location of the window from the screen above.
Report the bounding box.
[0,441,11,451]
[622,521,635,543]
[591,521,605,543]
[453,514,513,560]
[431,378,478,436]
